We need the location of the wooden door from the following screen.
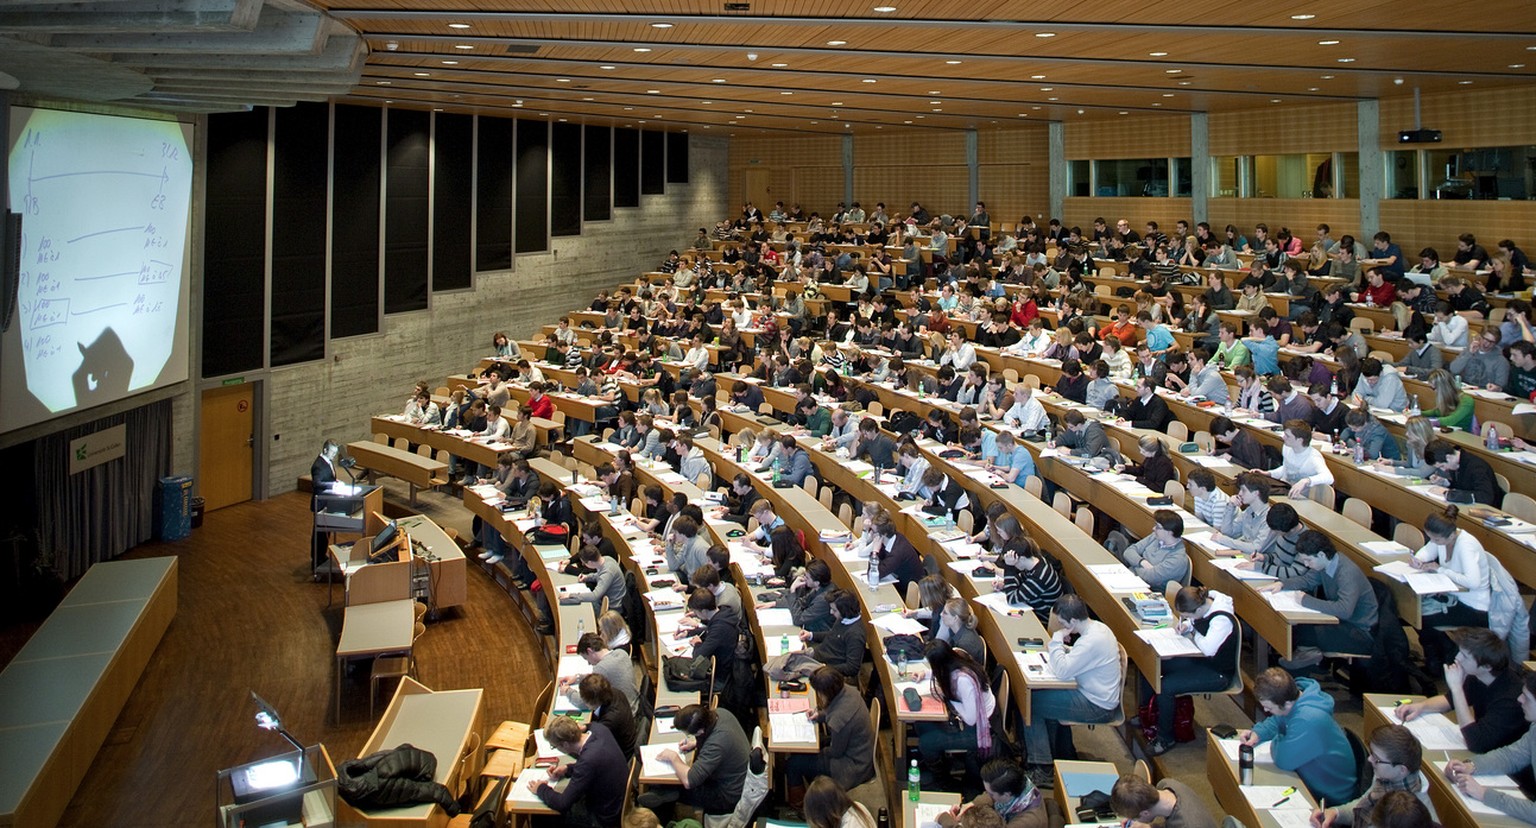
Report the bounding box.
[199,383,255,511]
[744,167,773,211]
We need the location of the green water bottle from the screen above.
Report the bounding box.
[908,759,921,801]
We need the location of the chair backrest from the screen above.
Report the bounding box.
[1003,368,1020,384]
[621,757,641,824]
[1393,522,1424,550]
[1342,497,1372,528]
[1022,374,1041,389]
[374,432,390,445]
[837,501,856,530]
[867,401,884,417]
[532,681,554,719]
[1490,306,1509,325]
[957,510,974,534]
[1074,506,1094,536]
[1051,491,1072,517]
[1193,431,1214,452]
[820,486,835,510]
[1167,420,1190,442]
[1344,727,1374,800]
[866,697,882,767]
[1504,492,1536,522]
[802,476,819,498]
[1163,479,1185,506]
[393,437,410,451]
[1307,483,1335,507]
[1368,350,1395,363]
[1133,758,1151,783]
[1024,476,1044,499]
[1495,472,1512,495]
[1349,317,1375,334]
[904,580,921,609]
[416,443,433,458]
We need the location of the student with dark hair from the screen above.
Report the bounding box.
[1367,790,1438,828]
[1262,530,1378,670]
[1137,586,1237,757]
[936,759,1047,828]
[1397,627,1527,756]
[1239,667,1358,804]
[1445,671,1536,824]
[993,520,1063,623]
[1409,502,1494,666]
[573,672,638,760]
[1425,441,1501,506]
[871,516,924,595]
[1021,595,1122,785]
[683,588,738,693]
[644,703,750,820]
[784,558,835,632]
[916,639,998,781]
[783,666,875,807]
[1120,509,1190,592]
[798,589,866,678]
[530,714,628,827]
[1309,725,1432,828]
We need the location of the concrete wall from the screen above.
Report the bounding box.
[183,134,728,495]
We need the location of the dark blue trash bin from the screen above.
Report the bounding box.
[156,475,193,541]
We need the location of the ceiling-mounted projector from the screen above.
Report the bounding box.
[1398,129,1442,144]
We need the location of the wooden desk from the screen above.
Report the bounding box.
[346,440,448,506]
[903,790,962,828]
[397,514,468,610]
[1206,728,1316,828]
[0,557,178,828]
[1362,693,1524,828]
[337,677,484,828]
[336,598,416,721]
[1053,759,1122,822]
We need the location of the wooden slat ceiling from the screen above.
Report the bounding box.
[313,1,1536,133]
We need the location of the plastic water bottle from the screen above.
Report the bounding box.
[867,553,880,591]
[772,458,782,485]
[1353,438,1365,465]
[908,760,921,801]
[1488,426,1501,451]
[577,618,585,637]
[609,495,620,516]
[780,633,789,655]
[1409,396,1421,417]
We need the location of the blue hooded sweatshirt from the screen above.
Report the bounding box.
[1251,677,1357,804]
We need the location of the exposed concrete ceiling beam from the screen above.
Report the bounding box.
[0,0,263,33]
[47,6,322,54]
[144,85,315,103]
[148,74,355,93]
[146,66,358,84]
[114,31,363,69]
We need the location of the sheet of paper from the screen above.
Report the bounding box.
[756,607,794,627]
[1211,558,1277,581]
[1136,627,1203,657]
[1265,591,1310,613]
[505,767,557,806]
[973,591,1017,614]
[762,635,806,656]
[556,654,591,681]
[1381,709,1466,749]
[1432,760,1518,789]
[1241,786,1310,810]
[1362,540,1412,557]
[1018,651,1062,682]
[769,712,817,744]
[912,802,949,828]
[1217,738,1274,764]
[1267,809,1316,828]
[943,539,985,559]
[871,613,929,635]
[640,744,676,779]
[767,697,811,714]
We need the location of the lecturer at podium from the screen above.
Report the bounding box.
[311,439,340,570]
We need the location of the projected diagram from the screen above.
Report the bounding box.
[7,109,192,423]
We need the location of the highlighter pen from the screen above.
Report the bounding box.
[1270,787,1297,808]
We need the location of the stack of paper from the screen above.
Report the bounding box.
[1374,561,1461,595]
[1136,627,1203,657]
[1432,760,1521,816]
[640,744,676,779]
[1385,710,1465,749]
[506,767,558,806]
[762,634,806,657]
[871,613,928,635]
[1087,563,1153,592]
[1266,591,1311,613]
[769,712,817,744]
[757,607,794,627]
[912,802,950,828]
[1210,558,1276,581]
[1216,738,1274,764]
[973,591,1016,614]
[1240,786,1310,810]
[1017,651,1061,681]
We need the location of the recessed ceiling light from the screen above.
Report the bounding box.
[1031,74,1046,79]
[1031,106,1041,110]
[433,108,443,112]
[904,120,913,123]
[624,107,633,110]
[1178,80,1192,85]
[513,103,522,107]
[874,5,898,12]
[1035,32,1056,38]
[1162,93,1175,97]
[831,101,843,105]
[538,113,547,116]
[744,109,753,112]
[932,108,942,112]
[455,44,474,49]
[1046,97,1057,101]
[582,97,594,101]
[945,60,962,65]
[1459,80,1474,84]
[557,78,570,82]
[1320,74,1334,79]
[646,89,659,93]
[600,64,616,69]
[1151,102,1161,106]
[1337,57,1355,62]
[781,91,793,95]
[1529,45,1536,50]
[929,100,941,104]
[1016,114,1027,118]
[1511,64,1527,68]
[735,115,745,119]
[1040,87,1053,91]
[634,47,651,52]
[1165,69,1181,74]
[414,72,430,76]
[1149,51,1168,57]
[862,78,877,83]
[1308,87,1319,91]
[448,23,470,29]
[1271,98,1282,103]
[441,60,458,65]
[1291,13,1316,19]
[711,78,726,83]
[651,22,673,28]
[558,118,567,121]
[515,99,522,104]
[384,100,392,104]
[810,121,819,124]
[376,80,390,85]
[827,40,847,46]
[702,100,713,104]
[915,115,924,119]
[1318,39,1340,45]
[844,123,852,127]
[1119,111,1128,115]
[928,90,942,94]
[772,62,788,67]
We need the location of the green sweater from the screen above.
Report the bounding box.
[1423,394,1476,431]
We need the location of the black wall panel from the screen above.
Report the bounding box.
[269,102,328,366]
[583,125,611,222]
[476,116,513,272]
[432,113,473,291]
[331,105,381,338]
[514,119,548,254]
[384,108,430,313]
[550,122,582,237]
[641,129,665,194]
[613,127,639,208]
[666,131,689,184]
[202,108,269,377]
